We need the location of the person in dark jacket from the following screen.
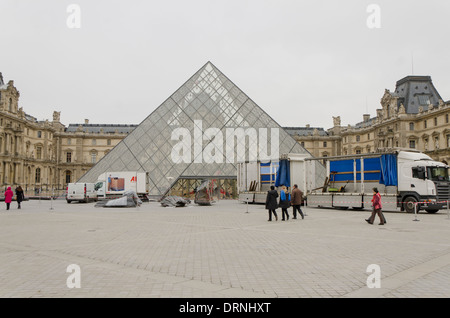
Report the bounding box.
[15,186,25,209]
[265,186,278,221]
[279,186,291,221]
[291,184,304,219]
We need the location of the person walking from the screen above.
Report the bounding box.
[265,185,278,221]
[366,187,386,225]
[15,186,24,209]
[279,186,291,221]
[4,186,14,211]
[291,184,304,219]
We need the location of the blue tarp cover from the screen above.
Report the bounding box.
[329,156,398,186]
[275,159,290,187]
[380,154,398,186]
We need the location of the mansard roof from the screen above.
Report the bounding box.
[393,75,443,114]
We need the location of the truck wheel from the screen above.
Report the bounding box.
[67,200,71,204]
[425,209,439,214]
[404,197,418,213]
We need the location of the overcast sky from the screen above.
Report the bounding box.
[1,0,449,129]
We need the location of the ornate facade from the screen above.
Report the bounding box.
[289,76,450,164]
[1,72,448,196]
[0,72,136,195]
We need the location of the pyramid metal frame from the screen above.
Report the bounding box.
[79,61,323,196]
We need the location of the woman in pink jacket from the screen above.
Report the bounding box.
[4,186,14,210]
[365,187,386,225]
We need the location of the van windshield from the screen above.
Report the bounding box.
[427,167,450,182]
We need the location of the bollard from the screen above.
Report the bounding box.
[447,200,449,220]
[413,202,420,222]
[50,189,54,211]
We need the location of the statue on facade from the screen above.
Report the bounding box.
[332,116,341,127]
[53,111,61,122]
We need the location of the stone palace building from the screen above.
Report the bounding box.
[0,72,136,194]
[1,71,448,195]
[287,76,450,165]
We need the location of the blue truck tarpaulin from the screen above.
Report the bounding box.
[380,154,398,186]
[275,159,290,188]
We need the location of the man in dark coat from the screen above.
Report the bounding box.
[15,186,25,209]
[265,186,278,221]
[291,184,304,219]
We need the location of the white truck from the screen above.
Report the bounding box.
[66,183,98,203]
[306,150,450,213]
[95,171,149,201]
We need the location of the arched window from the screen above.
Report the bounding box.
[65,171,72,184]
[35,168,41,183]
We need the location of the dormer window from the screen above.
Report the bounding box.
[417,94,431,106]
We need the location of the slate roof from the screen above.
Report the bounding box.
[65,124,138,134]
[393,76,442,114]
[283,127,329,137]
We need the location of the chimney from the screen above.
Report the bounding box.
[363,114,370,122]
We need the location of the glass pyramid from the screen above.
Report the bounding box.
[79,62,324,197]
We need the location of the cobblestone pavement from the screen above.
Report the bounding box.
[0,199,449,298]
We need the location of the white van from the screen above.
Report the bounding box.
[66,183,98,203]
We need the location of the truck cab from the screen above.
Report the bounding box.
[398,151,450,213]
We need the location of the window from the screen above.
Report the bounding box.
[434,117,438,126]
[323,141,327,147]
[356,149,361,154]
[66,152,72,163]
[92,139,97,145]
[8,98,12,112]
[412,167,425,179]
[367,134,370,140]
[409,140,416,149]
[301,142,305,147]
[418,95,431,106]
[35,168,41,183]
[107,139,111,146]
[65,171,71,184]
[67,138,71,145]
[409,122,415,131]
[37,131,42,138]
[91,152,97,164]
[446,114,449,124]
[424,120,427,129]
[447,135,450,148]
[356,135,360,142]
[36,147,42,159]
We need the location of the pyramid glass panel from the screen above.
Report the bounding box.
[78,62,323,197]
